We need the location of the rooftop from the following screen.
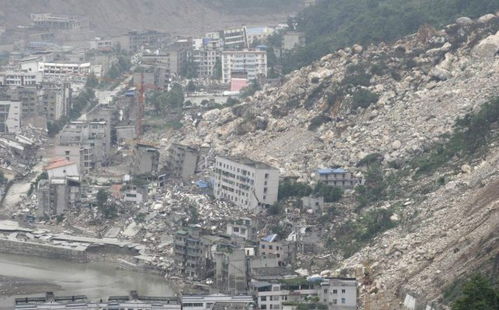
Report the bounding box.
[218,156,277,170]
[317,168,347,175]
[44,158,75,170]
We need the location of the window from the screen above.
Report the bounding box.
[333,289,337,294]
[260,296,267,301]
[261,244,265,249]
[342,289,346,294]
[341,298,346,304]
[333,299,337,304]
[324,289,328,293]
[269,245,273,250]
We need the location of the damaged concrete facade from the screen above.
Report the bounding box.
[213,156,279,210]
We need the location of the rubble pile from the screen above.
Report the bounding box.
[178,13,499,179]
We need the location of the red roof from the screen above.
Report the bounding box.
[44,158,75,171]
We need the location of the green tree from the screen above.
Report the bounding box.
[213,58,223,80]
[452,274,498,310]
[85,72,99,89]
[186,80,196,92]
[278,180,313,201]
[356,163,386,207]
[314,183,343,203]
[96,189,108,207]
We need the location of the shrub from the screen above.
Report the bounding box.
[342,63,372,86]
[351,89,379,110]
[355,163,386,208]
[314,183,343,203]
[278,180,313,201]
[452,274,499,310]
[412,97,499,175]
[308,115,333,131]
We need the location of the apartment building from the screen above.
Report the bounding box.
[254,281,318,310]
[226,217,257,241]
[31,13,83,30]
[132,143,159,176]
[192,38,223,79]
[173,226,206,279]
[259,234,295,266]
[213,156,279,210]
[214,246,247,294]
[166,143,200,180]
[222,26,249,50]
[0,71,42,86]
[57,120,110,174]
[318,278,357,310]
[0,100,21,134]
[221,50,267,84]
[181,295,255,310]
[316,168,362,189]
[124,30,170,52]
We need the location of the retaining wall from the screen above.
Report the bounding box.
[0,238,88,262]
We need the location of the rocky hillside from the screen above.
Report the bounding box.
[181,14,499,180]
[0,0,301,35]
[175,13,499,308]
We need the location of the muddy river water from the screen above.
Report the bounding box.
[0,252,172,308]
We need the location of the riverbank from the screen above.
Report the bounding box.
[0,275,60,297]
[0,252,172,308]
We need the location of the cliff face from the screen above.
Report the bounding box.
[0,0,301,35]
[172,13,499,308]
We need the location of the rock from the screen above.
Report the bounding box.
[477,14,496,24]
[390,214,400,222]
[473,31,499,58]
[430,67,452,81]
[461,164,472,174]
[352,44,364,54]
[456,17,473,26]
[392,140,402,150]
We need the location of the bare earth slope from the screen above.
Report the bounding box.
[0,0,300,35]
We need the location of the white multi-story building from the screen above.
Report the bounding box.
[0,71,42,86]
[221,50,267,84]
[181,294,255,310]
[0,100,21,134]
[21,61,91,78]
[318,278,357,310]
[254,281,318,310]
[192,38,223,78]
[213,156,279,210]
[253,278,357,310]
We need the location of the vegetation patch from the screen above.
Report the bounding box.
[411,97,499,175]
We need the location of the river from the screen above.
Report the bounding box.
[0,253,172,308]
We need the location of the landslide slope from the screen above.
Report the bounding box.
[181,14,499,180]
[176,13,499,308]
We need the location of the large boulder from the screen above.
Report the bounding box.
[477,13,496,24]
[430,67,452,81]
[473,31,499,58]
[456,17,473,26]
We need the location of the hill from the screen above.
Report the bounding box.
[0,0,302,35]
[283,0,499,72]
[171,13,499,308]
